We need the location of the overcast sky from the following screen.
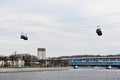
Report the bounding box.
[0,0,120,57]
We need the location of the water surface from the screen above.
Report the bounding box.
[0,68,120,80]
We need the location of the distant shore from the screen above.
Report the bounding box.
[0,67,70,73]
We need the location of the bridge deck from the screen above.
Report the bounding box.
[69,61,120,66]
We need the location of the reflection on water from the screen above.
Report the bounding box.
[0,68,120,80]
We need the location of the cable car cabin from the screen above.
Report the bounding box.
[20,34,25,39]
[24,36,28,40]
[20,33,28,40]
[96,28,102,36]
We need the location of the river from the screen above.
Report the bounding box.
[0,68,120,80]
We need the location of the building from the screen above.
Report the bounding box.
[17,59,25,67]
[37,48,46,60]
[0,60,5,67]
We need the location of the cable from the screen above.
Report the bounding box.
[64,22,120,31]
[102,22,120,26]
[58,23,120,33]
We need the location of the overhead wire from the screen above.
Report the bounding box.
[56,12,120,32]
[61,23,120,32]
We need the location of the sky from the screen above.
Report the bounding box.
[0,0,120,57]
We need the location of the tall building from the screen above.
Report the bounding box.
[37,48,46,60]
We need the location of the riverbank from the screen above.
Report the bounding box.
[0,67,70,73]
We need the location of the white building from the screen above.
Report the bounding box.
[37,48,46,60]
[7,60,12,66]
[0,60,4,67]
[17,59,25,67]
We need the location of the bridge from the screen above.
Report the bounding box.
[69,61,120,66]
[67,56,120,68]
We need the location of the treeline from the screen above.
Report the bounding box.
[0,54,68,67]
[57,54,120,59]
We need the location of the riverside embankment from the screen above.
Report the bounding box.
[0,67,70,73]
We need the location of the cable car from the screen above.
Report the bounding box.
[20,32,25,39]
[24,34,28,40]
[20,32,28,40]
[96,25,102,36]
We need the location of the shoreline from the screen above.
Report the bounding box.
[0,67,70,73]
